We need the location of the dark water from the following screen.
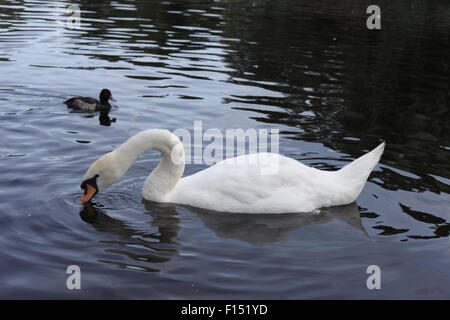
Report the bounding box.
[0,0,449,299]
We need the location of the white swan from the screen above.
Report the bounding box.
[80,129,385,213]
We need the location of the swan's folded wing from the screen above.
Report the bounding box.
[174,153,326,213]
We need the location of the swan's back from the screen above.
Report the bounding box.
[171,141,384,213]
[172,153,351,213]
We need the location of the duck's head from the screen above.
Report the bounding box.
[80,152,122,203]
[99,88,115,105]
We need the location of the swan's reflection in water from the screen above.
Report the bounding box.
[80,201,366,271]
[188,202,366,245]
[80,202,180,272]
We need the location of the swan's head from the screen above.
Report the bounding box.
[80,174,100,203]
[80,152,122,203]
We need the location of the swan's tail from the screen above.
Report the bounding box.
[337,141,385,201]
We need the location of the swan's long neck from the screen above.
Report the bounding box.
[114,129,185,200]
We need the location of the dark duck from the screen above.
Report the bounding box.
[64,88,115,111]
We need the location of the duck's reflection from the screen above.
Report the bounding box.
[98,109,116,126]
[69,109,116,127]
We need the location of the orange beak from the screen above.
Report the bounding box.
[80,184,97,204]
